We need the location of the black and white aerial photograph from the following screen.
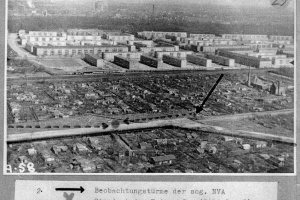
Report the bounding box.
[5,0,295,174]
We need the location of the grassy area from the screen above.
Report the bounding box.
[204,113,294,137]
[7,59,34,68]
[272,67,294,78]
[7,45,18,58]
[40,59,83,68]
[7,59,55,76]
[249,114,294,133]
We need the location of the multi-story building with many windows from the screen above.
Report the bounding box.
[32,45,129,57]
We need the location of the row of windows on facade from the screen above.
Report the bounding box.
[32,36,132,41]
[33,37,64,41]
[108,36,133,40]
[157,52,185,57]
[141,33,185,37]
[223,35,292,40]
[140,47,176,52]
[42,48,125,55]
[270,36,293,40]
[30,32,57,36]
[114,53,139,58]
[222,34,267,37]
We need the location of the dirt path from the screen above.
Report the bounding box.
[7,33,36,59]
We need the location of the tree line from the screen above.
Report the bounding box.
[8,16,294,36]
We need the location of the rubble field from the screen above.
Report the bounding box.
[7,71,294,132]
[6,127,294,173]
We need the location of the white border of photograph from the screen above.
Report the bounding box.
[3,0,297,176]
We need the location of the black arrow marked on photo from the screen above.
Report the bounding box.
[195,74,224,113]
[55,186,85,193]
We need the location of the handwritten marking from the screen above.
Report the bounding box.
[271,0,291,8]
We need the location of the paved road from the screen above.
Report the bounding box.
[7,117,294,144]
[7,67,275,83]
[7,33,36,59]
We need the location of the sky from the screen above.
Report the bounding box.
[30,0,295,9]
[109,0,294,8]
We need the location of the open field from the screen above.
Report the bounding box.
[38,58,89,71]
[41,59,83,68]
[203,113,294,138]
